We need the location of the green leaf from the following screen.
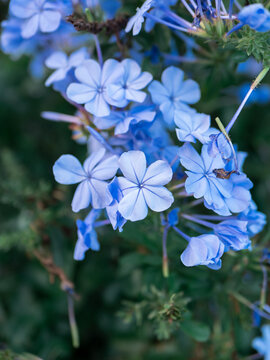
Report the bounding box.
[181,319,211,342]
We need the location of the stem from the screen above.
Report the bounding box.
[162,7,194,27]
[229,0,234,19]
[229,291,270,321]
[169,182,185,191]
[162,226,169,278]
[181,0,195,17]
[193,214,236,221]
[67,294,80,348]
[173,226,191,242]
[182,213,215,228]
[183,199,204,209]
[94,35,103,66]
[145,13,191,33]
[226,67,270,133]
[41,112,82,125]
[86,126,117,154]
[260,264,268,309]
[196,0,203,17]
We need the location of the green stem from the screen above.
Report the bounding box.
[68,294,80,348]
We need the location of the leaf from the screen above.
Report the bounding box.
[181,319,211,342]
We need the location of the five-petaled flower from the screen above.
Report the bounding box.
[53,148,118,212]
[149,66,201,127]
[10,0,62,38]
[118,151,174,221]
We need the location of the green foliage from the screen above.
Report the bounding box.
[230,27,270,67]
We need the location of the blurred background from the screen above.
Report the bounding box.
[0,1,270,359]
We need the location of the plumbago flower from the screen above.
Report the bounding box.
[9,0,62,39]
[107,59,153,107]
[214,220,250,251]
[237,4,270,33]
[149,66,200,126]
[66,59,124,117]
[45,48,89,87]
[117,151,174,221]
[174,109,211,144]
[181,235,225,270]
[125,0,154,36]
[178,143,252,216]
[53,148,118,212]
[252,325,270,360]
[74,209,101,261]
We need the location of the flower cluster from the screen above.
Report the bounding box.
[1,0,268,271]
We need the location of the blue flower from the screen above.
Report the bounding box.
[148,66,200,126]
[180,234,224,270]
[118,151,174,221]
[238,4,270,33]
[45,48,89,87]
[238,201,266,237]
[107,59,153,107]
[10,0,62,38]
[125,0,154,36]
[66,59,124,117]
[94,106,156,135]
[53,148,118,212]
[179,143,231,211]
[207,132,233,161]
[252,325,270,360]
[214,219,251,251]
[74,210,101,261]
[106,177,127,232]
[175,109,211,144]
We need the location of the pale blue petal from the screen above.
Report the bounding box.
[22,14,39,38]
[72,180,92,212]
[148,81,169,105]
[91,155,119,180]
[90,179,112,208]
[119,151,147,184]
[45,51,68,69]
[178,143,204,173]
[161,66,184,95]
[118,189,148,221]
[85,93,110,117]
[67,83,95,104]
[143,160,173,186]
[176,79,201,104]
[75,60,101,87]
[39,10,61,33]
[143,186,174,212]
[83,148,106,174]
[53,154,85,184]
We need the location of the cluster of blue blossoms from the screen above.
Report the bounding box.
[1,0,268,273]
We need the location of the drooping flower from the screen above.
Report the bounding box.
[238,201,267,237]
[207,131,233,160]
[252,325,270,360]
[148,66,200,126]
[45,48,89,86]
[53,148,118,212]
[238,4,270,33]
[106,177,126,232]
[107,59,153,107]
[214,219,251,251]
[9,0,62,38]
[118,151,174,221]
[174,109,211,144]
[180,234,224,270]
[74,209,101,261]
[94,106,156,135]
[125,0,154,36]
[66,59,124,117]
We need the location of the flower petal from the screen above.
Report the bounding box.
[53,154,85,184]
[143,160,173,186]
[143,186,174,212]
[119,151,147,184]
[72,180,92,212]
[118,189,148,221]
